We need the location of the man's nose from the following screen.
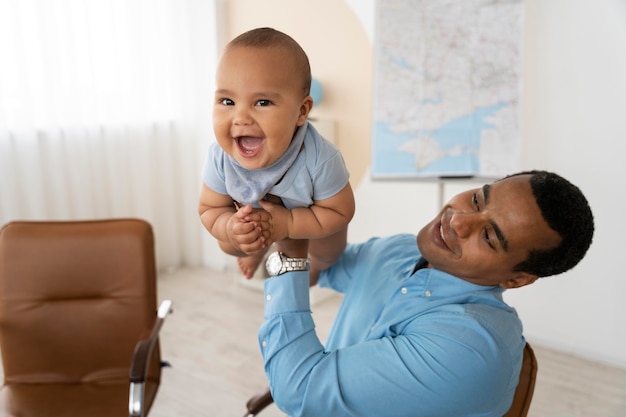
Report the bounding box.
[449,211,482,239]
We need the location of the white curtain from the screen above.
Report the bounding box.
[0,0,231,270]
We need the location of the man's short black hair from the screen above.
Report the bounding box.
[507,170,594,277]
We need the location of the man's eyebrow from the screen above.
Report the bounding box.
[483,184,509,251]
[483,184,490,205]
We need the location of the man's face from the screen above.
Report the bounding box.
[417,175,561,288]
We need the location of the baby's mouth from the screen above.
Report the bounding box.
[236,136,264,155]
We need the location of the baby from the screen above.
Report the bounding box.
[198,27,354,285]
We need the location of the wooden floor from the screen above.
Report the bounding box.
[150,267,626,417]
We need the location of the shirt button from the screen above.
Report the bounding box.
[401,287,408,294]
[262,340,267,347]
[424,290,432,297]
[266,294,272,301]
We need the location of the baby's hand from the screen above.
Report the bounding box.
[240,204,271,229]
[258,200,289,242]
[226,204,271,254]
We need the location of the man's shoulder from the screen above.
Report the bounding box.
[344,234,418,268]
[360,233,417,250]
[346,233,417,255]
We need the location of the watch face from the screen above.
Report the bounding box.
[265,252,282,276]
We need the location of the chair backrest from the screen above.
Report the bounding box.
[502,342,538,417]
[0,219,161,386]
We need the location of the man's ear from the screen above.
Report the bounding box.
[499,272,539,289]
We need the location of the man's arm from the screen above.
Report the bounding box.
[259,272,519,417]
[259,182,355,242]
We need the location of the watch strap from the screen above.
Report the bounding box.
[281,256,310,273]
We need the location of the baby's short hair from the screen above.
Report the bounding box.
[227,27,312,96]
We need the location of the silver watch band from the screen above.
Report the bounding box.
[266,251,310,276]
[282,257,309,272]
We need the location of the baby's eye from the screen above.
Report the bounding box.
[219,98,234,106]
[255,99,272,106]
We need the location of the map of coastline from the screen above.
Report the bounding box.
[372,0,524,178]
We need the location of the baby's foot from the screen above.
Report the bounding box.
[237,252,266,279]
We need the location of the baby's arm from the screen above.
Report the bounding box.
[259,182,355,242]
[198,184,269,256]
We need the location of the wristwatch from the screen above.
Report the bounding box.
[265,251,310,276]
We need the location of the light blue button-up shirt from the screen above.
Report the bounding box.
[259,234,525,417]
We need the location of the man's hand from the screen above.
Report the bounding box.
[225,204,272,254]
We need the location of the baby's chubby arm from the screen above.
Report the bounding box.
[258,182,355,242]
[198,184,271,256]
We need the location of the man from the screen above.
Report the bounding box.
[258,170,594,417]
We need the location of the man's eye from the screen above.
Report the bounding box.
[472,193,480,210]
[484,230,495,249]
[219,98,234,106]
[256,99,272,106]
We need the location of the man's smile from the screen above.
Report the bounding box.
[439,224,448,248]
[432,215,452,253]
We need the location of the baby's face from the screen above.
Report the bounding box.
[213,45,313,170]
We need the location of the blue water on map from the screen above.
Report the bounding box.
[372,102,507,177]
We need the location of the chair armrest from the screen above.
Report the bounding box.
[129,299,173,417]
[243,387,273,417]
[129,299,173,382]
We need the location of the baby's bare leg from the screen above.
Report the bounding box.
[237,246,269,279]
[308,226,348,287]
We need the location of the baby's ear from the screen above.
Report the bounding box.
[499,273,538,289]
[297,96,314,125]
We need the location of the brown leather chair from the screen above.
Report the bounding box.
[0,219,172,417]
[503,343,538,417]
[243,342,538,417]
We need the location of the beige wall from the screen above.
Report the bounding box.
[223,0,372,185]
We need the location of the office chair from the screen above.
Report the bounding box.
[503,343,538,417]
[243,342,538,417]
[0,219,172,417]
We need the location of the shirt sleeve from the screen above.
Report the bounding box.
[311,149,350,201]
[201,142,228,195]
[317,241,364,293]
[258,271,516,417]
